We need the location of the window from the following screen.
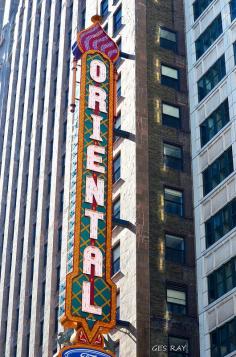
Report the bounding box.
[116,292,120,320]
[165,234,185,264]
[43,243,47,267]
[61,154,65,177]
[164,188,184,217]
[211,317,236,357]
[113,197,120,218]
[56,266,60,291]
[167,287,187,315]
[164,143,182,171]
[113,154,121,183]
[58,226,62,252]
[81,8,86,29]
[195,14,222,59]
[115,112,121,130]
[162,103,181,128]
[113,5,122,34]
[40,320,44,346]
[198,55,226,102]
[203,147,233,196]
[200,99,229,147]
[42,282,45,306]
[169,337,189,356]
[101,0,109,17]
[230,0,236,21]
[49,139,53,160]
[234,41,236,64]
[161,65,179,90]
[45,207,50,229]
[59,190,64,212]
[112,244,120,275]
[205,198,236,248]
[117,74,121,98]
[160,27,177,52]
[193,0,213,20]
[208,257,236,304]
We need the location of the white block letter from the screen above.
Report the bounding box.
[82,281,102,315]
[87,145,105,174]
[83,246,103,277]
[90,59,106,83]
[90,114,102,142]
[85,209,104,239]
[88,85,107,113]
[85,176,104,206]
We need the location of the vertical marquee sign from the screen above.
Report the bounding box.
[59,16,119,356]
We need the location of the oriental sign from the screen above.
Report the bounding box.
[60,18,119,353]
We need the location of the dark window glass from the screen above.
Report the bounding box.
[40,320,44,346]
[81,8,86,29]
[208,257,236,303]
[162,103,181,128]
[116,292,120,320]
[43,243,47,267]
[200,99,229,146]
[117,74,121,98]
[198,55,226,102]
[160,27,177,52]
[113,198,120,218]
[164,188,184,217]
[101,0,109,17]
[230,0,236,21]
[211,317,236,357]
[113,154,121,183]
[115,112,121,130]
[195,15,222,59]
[169,337,189,356]
[234,41,236,64]
[58,227,62,252]
[167,287,187,315]
[161,65,179,90]
[205,198,236,247]
[193,0,213,20]
[203,147,233,196]
[112,244,120,275]
[164,143,182,171]
[113,6,122,35]
[60,190,64,212]
[165,234,185,264]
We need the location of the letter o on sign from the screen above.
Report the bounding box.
[90,59,107,83]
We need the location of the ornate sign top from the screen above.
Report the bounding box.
[72,22,119,63]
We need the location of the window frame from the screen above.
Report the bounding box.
[159,27,178,53]
[195,14,222,60]
[208,257,236,303]
[100,0,109,18]
[197,55,226,102]
[112,243,120,276]
[113,153,121,183]
[164,187,184,217]
[202,147,234,196]
[162,102,181,129]
[163,142,183,171]
[200,99,230,147]
[113,196,121,219]
[165,233,185,265]
[161,64,180,90]
[113,5,122,35]
[166,285,187,316]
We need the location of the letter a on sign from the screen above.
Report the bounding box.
[60,16,119,348]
